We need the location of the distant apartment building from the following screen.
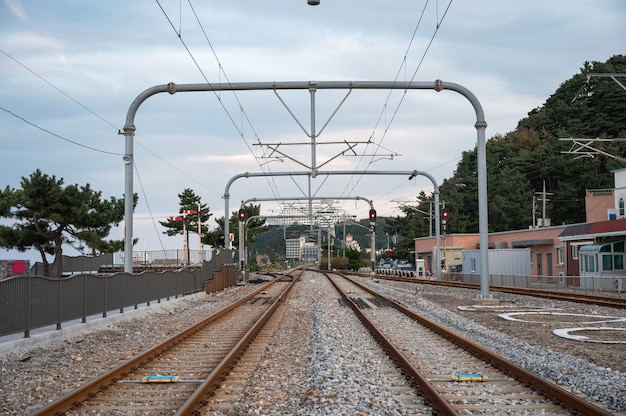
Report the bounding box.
[285,237,305,261]
[285,236,318,262]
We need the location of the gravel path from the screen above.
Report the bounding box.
[1,273,625,415]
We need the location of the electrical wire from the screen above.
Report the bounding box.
[1,46,214,195]
[339,0,455,201]
[183,0,280,202]
[0,48,119,131]
[1,46,221,248]
[155,0,284,206]
[0,105,123,156]
[185,0,285,203]
[134,159,170,255]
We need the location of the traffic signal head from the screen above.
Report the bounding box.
[441,207,450,221]
[369,209,377,222]
[238,208,246,222]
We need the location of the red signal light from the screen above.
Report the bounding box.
[441,207,449,221]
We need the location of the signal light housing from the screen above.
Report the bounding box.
[238,208,246,222]
[369,209,377,222]
[441,207,449,223]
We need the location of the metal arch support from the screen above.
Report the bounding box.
[122,79,488,297]
[224,169,441,281]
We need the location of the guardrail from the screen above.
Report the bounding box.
[0,249,233,339]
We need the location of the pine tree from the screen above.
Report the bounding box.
[0,170,130,277]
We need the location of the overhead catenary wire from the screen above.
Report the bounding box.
[186,0,286,205]
[1,47,220,198]
[339,0,455,207]
[0,48,119,131]
[154,0,285,207]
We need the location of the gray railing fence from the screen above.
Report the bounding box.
[455,273,625,293]
[1,249,233,338]
[374,268,626,293]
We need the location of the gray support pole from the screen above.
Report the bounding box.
[238,203,245,278]
[317,224,321,267]
[310,82,317,178]
[308,176,313,231]
[370,228,376,270]
[433,190,441,281]
[476,120,489,298]
[439,81,489,298]
[327,226,331,270]
[123,127,135,273]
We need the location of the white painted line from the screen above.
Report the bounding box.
[497,312,626,324]
[553,327,626,344]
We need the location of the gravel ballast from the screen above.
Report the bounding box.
[1,272,625,415]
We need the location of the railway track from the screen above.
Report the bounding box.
[376,274,626,309]
[29,270,301,416]
[323,270,612,415]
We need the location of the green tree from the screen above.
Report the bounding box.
[345,247,365,270]
[0,170,130,278]
[210,204,268,251]
[159,188,213,248]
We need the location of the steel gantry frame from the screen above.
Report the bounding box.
[225,170,440,279]
[121,80,490,298]
[239,196,375,273]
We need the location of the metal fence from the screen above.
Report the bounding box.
[455,273,625,293]
[113,249,211,267]
[0,249,233,338]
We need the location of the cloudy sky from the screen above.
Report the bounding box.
[1,0,624,262]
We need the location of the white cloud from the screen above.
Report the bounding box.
[3,0,26,19]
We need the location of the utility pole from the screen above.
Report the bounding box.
[198,202,202,262]
[535,180,553,227]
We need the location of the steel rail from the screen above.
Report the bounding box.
[28,276,290,416]
[340,271,612,415]
[323,271,459,415]
[176,269,302,415]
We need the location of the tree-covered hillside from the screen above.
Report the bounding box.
[384,54,626,254]
[252,55,626,262]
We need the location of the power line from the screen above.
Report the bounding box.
[0,48,119,131]
[0,106,123,156]
[155,0,283,204]
[340,0,455,200]
[134,141,221,197]
[1,46,217,239]
[1,46,209,185]
[133,160,170,254]
[185,0,284,202]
